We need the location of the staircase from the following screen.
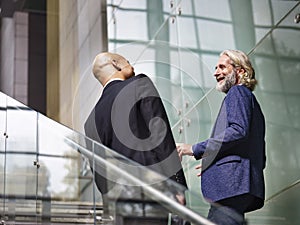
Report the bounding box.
[0,199,112,224]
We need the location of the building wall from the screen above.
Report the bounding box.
[0,0,47,114]
[0,12,28,104]
[58,0,107,130]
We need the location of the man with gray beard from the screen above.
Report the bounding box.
[177,50,266,225]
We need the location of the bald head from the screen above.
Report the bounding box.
[92,52,134,86]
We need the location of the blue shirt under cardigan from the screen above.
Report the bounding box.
[192,85,266,212]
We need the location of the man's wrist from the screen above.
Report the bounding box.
[190,145,194,156]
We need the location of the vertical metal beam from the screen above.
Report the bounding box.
[46,0,60,121]
[147,0,170,80]
[101,0,108,51]
[229,0,256,52]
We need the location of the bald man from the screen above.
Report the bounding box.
[84,52,188,224]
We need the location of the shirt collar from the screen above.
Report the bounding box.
[103,78,124,88]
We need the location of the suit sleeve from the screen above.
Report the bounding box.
[137,76,187,187]
[140,96,176,159]
[192,85,253,160]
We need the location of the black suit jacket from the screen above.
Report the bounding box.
[86,74,187,189]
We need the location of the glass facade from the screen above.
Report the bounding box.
[107,0,300,224]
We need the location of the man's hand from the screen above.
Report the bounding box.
[195,164,202,177]
[176,143,193,161]
[175,193,186,205]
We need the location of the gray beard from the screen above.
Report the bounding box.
[216,70,237,93]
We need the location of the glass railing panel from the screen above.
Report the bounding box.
[36,113,96,224]
[67,135,194,224]
[3,95,39,223]
[6,97,37,152]
[0,93,99,224]
[66,131,245,225]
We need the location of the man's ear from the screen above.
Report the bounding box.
[237,67,245,75]
[111,60,122,71]
[236,68,245,84]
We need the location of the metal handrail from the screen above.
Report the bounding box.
[65,137,216,225]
